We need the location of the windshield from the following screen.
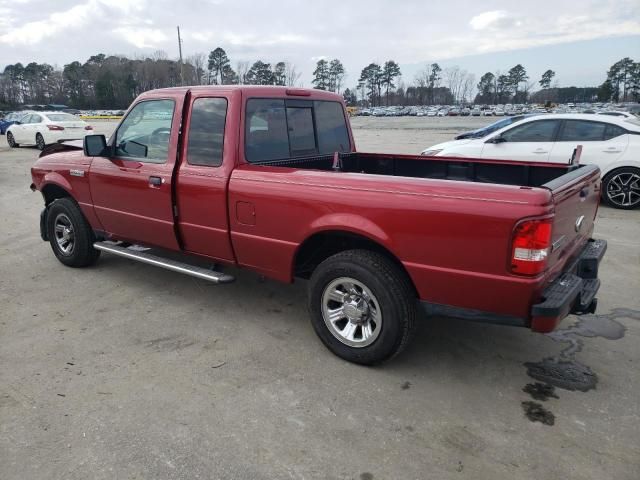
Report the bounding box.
[45,113,78,122]
[469,115,529,138]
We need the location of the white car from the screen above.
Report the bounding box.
[420,113,640,209]
[6,111,93,150]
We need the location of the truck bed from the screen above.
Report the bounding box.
[255,152,573,187]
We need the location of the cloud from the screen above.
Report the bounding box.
[112,27,168,49]
[469,10,523,31]
[0,0,148,46]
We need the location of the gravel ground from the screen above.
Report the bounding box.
[1,116,639,480]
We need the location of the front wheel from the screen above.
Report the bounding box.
[308,250,417,365]
[7,131,18,148]
[46,198,101,267]
[602,167,640,209]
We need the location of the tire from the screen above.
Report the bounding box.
[308,249,417,365]
[6,131,18,148]
[35,133,46,150]
[46,198,101,267]
[602,167,640,210]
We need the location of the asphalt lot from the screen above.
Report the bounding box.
[1,117,639,480]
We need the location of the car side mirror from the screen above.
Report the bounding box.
[84,134,107,156]
[486,135,506,144]
[14,121,21,125]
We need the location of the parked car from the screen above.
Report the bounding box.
[30,86,605,364]
[482,109,494,116]
[471,108,481,116]
[6,112,93,150]
[597,111,637,120]
[421,113,640,209]
[0,112,28,135]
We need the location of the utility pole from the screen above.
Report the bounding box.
[177,26,184,86]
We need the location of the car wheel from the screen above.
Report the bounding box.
[308,249,417,365]
[35,133,46,150]
[602,167,640,210]
[7,131,19,148]
[46,198,101,267]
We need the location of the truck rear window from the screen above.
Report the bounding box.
[245,99,350,163]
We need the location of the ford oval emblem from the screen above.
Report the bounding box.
[575,215,585,233]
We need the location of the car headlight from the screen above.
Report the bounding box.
[421,149,443,156]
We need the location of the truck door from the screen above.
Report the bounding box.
[89,96,184,250]
[174,93,236,261]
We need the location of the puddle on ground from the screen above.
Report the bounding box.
[522,382,559,401]
[524,308,640,392]
[520,308,640,425]
[522,401,555,426]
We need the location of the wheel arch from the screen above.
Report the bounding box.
[40,177,75,205]
[292,229,418,297]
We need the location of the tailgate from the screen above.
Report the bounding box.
[543,164,601,276]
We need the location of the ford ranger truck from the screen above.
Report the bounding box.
[30,86,606,364]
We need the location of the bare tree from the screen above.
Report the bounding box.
[285,62,302,87]
[236,61,249,85]
[186,53,206,85]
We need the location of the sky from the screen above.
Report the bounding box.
[0,0,639,89]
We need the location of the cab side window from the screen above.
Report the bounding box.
[186,97,228,167]
[501,120,560,142]
[245,98,351,163]
[114,99,175,163]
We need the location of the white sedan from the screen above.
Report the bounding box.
[421,113,640,209]
[6,112,93,150]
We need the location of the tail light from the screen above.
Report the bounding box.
[47,125,64,131]
[510,218,553,275]
[84,125,93,130]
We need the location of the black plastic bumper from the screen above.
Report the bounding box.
[531,239,607,318]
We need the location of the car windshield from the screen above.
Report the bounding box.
[46,113,78,122]
[469,116,528,138]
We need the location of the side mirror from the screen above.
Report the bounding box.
[84,134,107,156]
[486,135,506,144]
[14,121,21,125]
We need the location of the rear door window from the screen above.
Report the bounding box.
[186,97,228,167]
[558,120,607,141]
[603,124,627,140]
[501,120,560,142]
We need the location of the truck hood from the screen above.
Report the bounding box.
[39,140,84,158]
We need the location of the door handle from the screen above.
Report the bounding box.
[149,176,163,186]
[533,149,548,154]
[603,149,621,153]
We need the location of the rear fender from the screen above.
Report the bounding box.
[308,213,392,248]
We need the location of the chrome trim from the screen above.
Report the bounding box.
[69,169,85,177]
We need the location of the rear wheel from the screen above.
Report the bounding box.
[308,249,417,365]
[602,167,640,209]
[46,198,100,267]
[7,131,18,148]
[35,133,45,150]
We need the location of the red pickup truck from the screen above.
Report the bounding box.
[30,86,606,364]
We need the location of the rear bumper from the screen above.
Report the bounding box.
[530,239,607,332]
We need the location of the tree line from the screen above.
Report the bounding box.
[1,47,638,110]
[0,47,302,109]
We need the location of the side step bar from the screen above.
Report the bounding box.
[93,242,235,284]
